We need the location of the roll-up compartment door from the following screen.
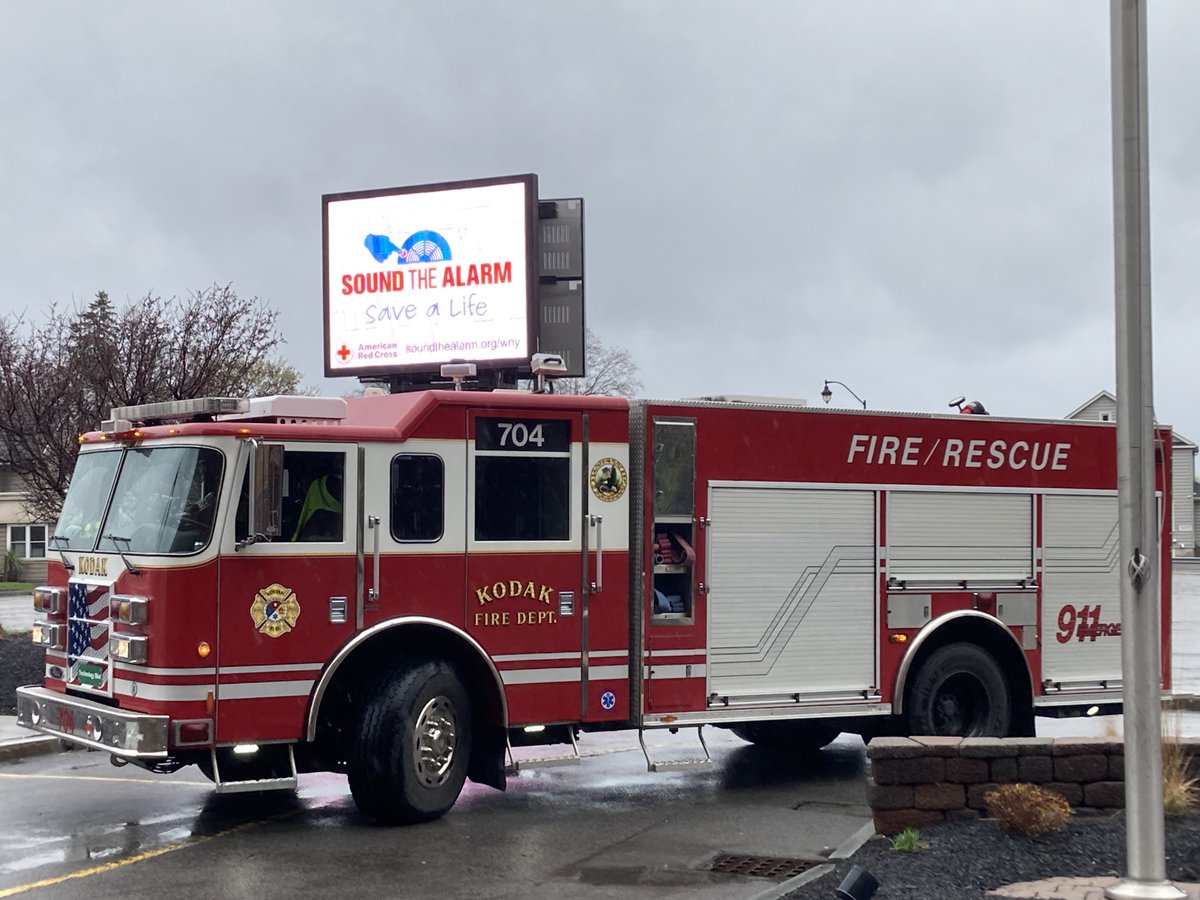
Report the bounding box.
[707,486,876,702]
[1041,494,1122,685]
[887,492,1033,584]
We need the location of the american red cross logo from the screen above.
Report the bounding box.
[337,344,351,361]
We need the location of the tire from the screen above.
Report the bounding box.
[905,642,1012,737]
[347,659,472,825]
[729,720,841,752]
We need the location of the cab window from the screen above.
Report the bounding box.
[391,454,444,542]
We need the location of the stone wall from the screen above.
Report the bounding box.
[866,735,1200,835]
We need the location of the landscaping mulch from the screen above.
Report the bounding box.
[785,812,1200,900]
[0,630,43,715]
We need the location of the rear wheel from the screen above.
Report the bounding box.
[347,659,472,824]
[729,720,841,752]
[905,642,1012,737]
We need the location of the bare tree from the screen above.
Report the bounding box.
[555,329,643,397]
[0,286,302,520]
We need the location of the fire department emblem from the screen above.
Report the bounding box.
[251,583,301,638]
[590,458,627,502]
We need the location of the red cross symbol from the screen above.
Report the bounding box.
[337,344,351,361]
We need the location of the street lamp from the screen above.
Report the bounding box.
[821,380,866,409]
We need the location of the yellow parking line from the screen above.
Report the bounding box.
[0,773,208,786]
[0,815,288,898]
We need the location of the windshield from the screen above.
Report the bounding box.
[53,450,121,550]
[56,446,224,555]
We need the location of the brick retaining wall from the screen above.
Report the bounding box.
[866,736,1200,835]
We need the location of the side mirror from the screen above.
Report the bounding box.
[249,442,284,539]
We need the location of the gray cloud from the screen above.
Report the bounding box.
[2,1,1198,440]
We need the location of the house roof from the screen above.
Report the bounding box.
[1065,389,1194,448]
[1064,390,1115,421]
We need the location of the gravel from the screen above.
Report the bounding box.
[0,630,42,715]
[785,812,1200,900]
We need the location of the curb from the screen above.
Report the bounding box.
[0,736,69,763]
[742,821,876,900]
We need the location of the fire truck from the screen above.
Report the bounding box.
[17,385,1173,823]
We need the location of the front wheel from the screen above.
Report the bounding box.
[905,642,1011,737]
[347,659,472,824]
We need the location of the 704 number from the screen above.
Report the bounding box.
[1056,604,1121,643]
[496,422,545,448]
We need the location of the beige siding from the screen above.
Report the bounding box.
[1173,445,1196,557]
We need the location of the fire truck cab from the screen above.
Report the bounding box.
[17,390,1173,823]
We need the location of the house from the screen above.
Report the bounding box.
[1065,390,1197,557]
[0,466,49,582]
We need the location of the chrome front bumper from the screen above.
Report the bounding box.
[15,686,169,758]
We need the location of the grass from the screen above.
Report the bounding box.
[0,582,34,592]
[1163,706,1199,816]
[890,827,927,851]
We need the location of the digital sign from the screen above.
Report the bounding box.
[323,174,538,378]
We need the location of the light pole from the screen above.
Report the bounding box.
[820,380,866,410]
[1106,1,1183,898]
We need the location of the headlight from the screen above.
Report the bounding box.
[31,622,64,650]
[33,587,64,615]
[110,634,148,664]
[110,595,148,625]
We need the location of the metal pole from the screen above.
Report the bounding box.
[1105,2,1184,898]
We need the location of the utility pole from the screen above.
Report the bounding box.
[1105,1,1184,898]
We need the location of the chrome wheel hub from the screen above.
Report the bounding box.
[413,695,458,786]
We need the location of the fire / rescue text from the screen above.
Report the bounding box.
[847,435,1070,471]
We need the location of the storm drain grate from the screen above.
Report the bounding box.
[699,853,818,880]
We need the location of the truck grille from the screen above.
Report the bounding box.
[66,581,113,697]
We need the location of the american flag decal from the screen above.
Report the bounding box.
[67,581,111,693]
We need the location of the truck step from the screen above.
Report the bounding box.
[210,744,298,794]
[639,726,714,773]
[505,729,581,773]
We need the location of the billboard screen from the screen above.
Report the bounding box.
[323,174,538,378]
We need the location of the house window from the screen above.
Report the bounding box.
[8,524,47,559]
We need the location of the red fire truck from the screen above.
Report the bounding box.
[17,388,1173,823]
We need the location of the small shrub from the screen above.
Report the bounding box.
[984,783,1072,835]
[1,548,21,582]
[889,827,927,851]
[1163,709,1198,816]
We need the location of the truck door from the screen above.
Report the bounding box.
[216,443,358,743]
[643,417,707,713]
[465,410,605,725]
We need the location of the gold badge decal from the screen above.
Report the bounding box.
[590,458,627,502]
[251,583,301,638]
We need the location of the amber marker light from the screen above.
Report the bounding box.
[888,633,909,644]
[237,427,252,435]
[197,641,212,658]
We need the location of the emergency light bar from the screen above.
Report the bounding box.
[103,396,348,430]
[106,397,249,429]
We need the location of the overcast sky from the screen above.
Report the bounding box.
[3,2,1198,443]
